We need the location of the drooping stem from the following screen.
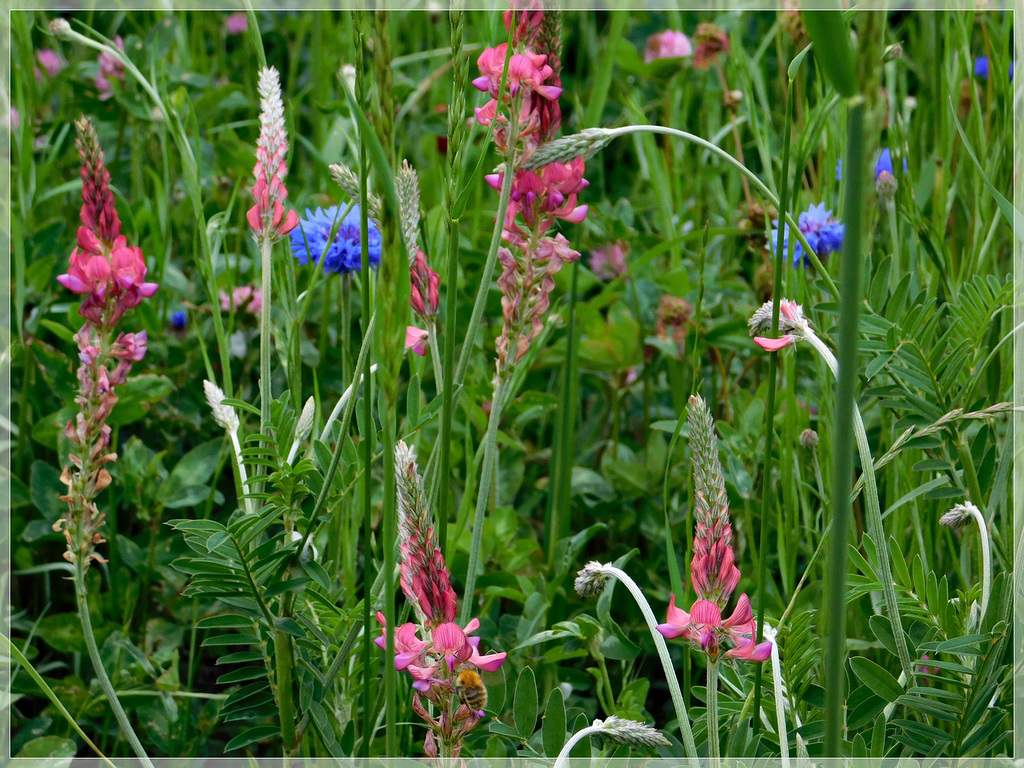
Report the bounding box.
[460,375,505,624]
[74,560,155,768]
[597,565,698,759]
[804,331,914,682]
[706,661,720,761]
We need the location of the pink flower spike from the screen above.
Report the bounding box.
[754,335,795,352]
[406,326,429,356]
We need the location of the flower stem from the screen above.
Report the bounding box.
[967,504,992,621]
[706,661,720,761]
[459,375,504,624]
[602,566,698,759]
[273,593,297,754]
[553,723,602,768]
[259,234,273,486]
[74,560,155,768]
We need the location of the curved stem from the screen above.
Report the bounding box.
[601,566,698,760]
[968,505,992,621]
[804,332,915,683]
[602,125,839,300]
[75,561,155,768]
[553,723,601,768]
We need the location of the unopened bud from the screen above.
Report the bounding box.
[800,428,819,450]
[49,18,72,37]
[203,379,239,432]
[875,171,898,199]
[295,396,315,445]
[883,42,904,62]
[723,89,743,109]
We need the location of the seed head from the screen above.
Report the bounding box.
[594,716,670,748]
[575,561,611,597]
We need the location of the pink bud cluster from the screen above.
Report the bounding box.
[247,67,298,243]
[409,249,440,319]
[476,5,586,375]
[54,116,155,567]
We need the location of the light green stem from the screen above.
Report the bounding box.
[75,561,155,768]
[804,331,915,683]
[600,566,698,760]
[273,593,297,754]
[707,661,720,761]
[259,235,273,477]
[459,376,504,624]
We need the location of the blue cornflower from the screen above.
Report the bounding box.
[289,205,381,275]
[874,148,908,179]
[974,56,989,80]
[171,310,187,330]
[771,203,844,267]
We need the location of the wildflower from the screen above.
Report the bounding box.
[654,295,693,359]
[799,428,819,450]
[503,0,544,47]
[770,203,844,267]
[36,49,65,79]
[472,44,562,102]
[170,310,186,330]
[409,250,440,318]
[406,326,429,356]
[219,285,263,315]
[644,30,692,64]
[875,148,906,198]
[376,442,507,758]
[748,298,807,352]
[589,240,629,280]
[95,36,125,100]
[289,206,381,275]
[224,12,248,35]
[974,56,989,80]
[656,396,772,663]
[54,116,154,568]
[247,66,299,242]
[693,23,730,69]
[490,158,589,233]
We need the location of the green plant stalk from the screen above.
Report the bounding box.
[459,376,505,625]
[273,592,297,753]
[548,262,579,568]
[436,3,466,555]
[823,97,867,757]
[706,661,720,760]
[5,632,116,766]
[259,235,273,485]
[357,22,374,749]
[753,75,795,734]
[380,400,399,754]
[75,560,155,768]
[598,565,697,758]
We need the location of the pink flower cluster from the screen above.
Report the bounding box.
[54,116,154,567]
[656,396,771,663]
[643,23,729,69]
[247,67,298,242]
[96,36,125,100]
[219,285,263,315]
[589,240,629,280]
[475,6,587,374]
[36,49,65,80]
[645,30,692,64]
[57,117,157,326]
[378,443,507,757]
[410,249,440,319]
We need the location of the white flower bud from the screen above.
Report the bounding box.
[203,380,239,432]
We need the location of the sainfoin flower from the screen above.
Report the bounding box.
[656,396,771,663]
[406,326,429,356]
[644,30,692,64]
[37,49,65,78]
[289,205,381,275]
[54,115,155,569]
[375,442,507,757]
[95,36,125,100]
[224,12,248,35]
[247,66,299,242]
[770,203,844,267]
[589,240,629,280]
[219,285,263,315]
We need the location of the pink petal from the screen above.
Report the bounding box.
[726,637,772,662]
[561,204,588,223]
[472,651,507,672]
[665,594,691,626]
[657,622,688,639]
[723,593,753,628]
[754,335,795,352]
[406,326,429,356]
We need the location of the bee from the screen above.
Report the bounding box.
[453,669,487,712]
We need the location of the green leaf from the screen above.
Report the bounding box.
[17,736,77,758]
[850,656,904,702]
[224,724,280,752]
[196,614,254,630]
[513,666,538,739]
[802,9,856,98]
[542,687,566,757]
